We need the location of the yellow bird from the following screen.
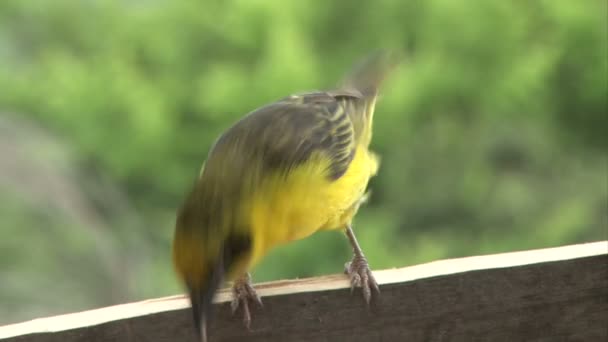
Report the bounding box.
[173,51,397,341]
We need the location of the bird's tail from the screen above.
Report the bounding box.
[339,51,400,146]
[340,50,400,99]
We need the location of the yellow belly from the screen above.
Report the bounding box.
[244,146,379,269]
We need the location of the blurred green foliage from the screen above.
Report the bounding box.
[0,0,606,325]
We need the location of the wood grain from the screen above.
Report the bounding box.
[1,241,606,342]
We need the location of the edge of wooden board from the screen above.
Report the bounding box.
[1,240,606,339]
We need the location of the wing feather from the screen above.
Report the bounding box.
[209,91,358,181]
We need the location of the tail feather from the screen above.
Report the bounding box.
[341,50,400,98]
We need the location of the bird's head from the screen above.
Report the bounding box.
[172,185,253,341]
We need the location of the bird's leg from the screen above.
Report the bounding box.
[344,225,380,304]
[230,272,262,330]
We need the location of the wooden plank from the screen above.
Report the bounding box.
[1,241,607,341]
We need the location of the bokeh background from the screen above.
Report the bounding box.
[0,0,606,325]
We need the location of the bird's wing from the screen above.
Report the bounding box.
[209,91,360,181]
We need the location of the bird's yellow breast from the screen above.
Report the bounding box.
[241,145,379,270]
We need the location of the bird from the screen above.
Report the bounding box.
[172,51,398,341]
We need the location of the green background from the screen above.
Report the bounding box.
[0,0,606,325]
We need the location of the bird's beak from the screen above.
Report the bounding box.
[188,286,208,341]
[187,258,225,342]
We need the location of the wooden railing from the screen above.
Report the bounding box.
[1,241,606,341]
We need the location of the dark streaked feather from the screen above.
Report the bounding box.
[207,91,360,181]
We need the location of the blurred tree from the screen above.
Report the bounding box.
[0,0,606,324]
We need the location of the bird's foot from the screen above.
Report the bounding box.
[344,254,380,305]
[231,273,262,330]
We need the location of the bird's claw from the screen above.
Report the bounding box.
[344,254,380,305]
[231,274,262,330]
